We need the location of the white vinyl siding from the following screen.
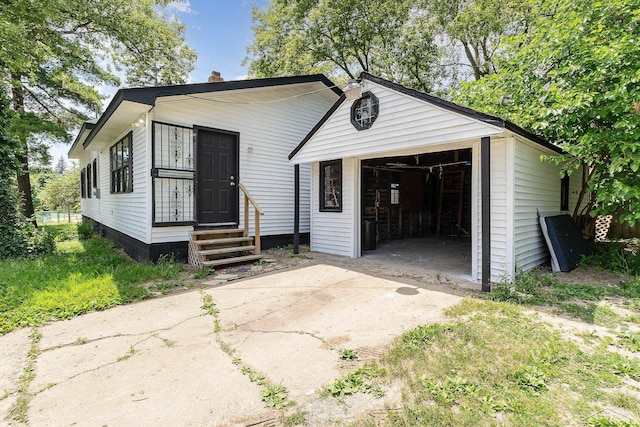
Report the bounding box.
[82,124,149,243]
[149,91,331,244]
[310,158,358,257]
[78,151,100,221]
[475,138,510,283]
[513,139,565,272]
[291,80,503,165]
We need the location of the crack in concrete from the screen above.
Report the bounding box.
[30,315,213,396]
[40,314,207,353]
[243,329,331,348]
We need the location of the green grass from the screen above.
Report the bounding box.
[0,230,183,334]
[489,269,640,324]
[380,299,640,426]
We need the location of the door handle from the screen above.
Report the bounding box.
[230,182,236,186]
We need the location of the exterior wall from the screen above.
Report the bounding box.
[149,93,330,244]
[513,138,567,272]
[310,158,359,257]
[291,80,503,165]
[474,138,510,283]
[81,123,150,243]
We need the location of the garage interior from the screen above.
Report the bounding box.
[360,148,472,278]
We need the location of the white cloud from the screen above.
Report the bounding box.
[166,1,196,14]
[234,74,248,81]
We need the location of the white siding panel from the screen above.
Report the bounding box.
[89,125,149,243]
[78,150,101,221]
[292,80,503,164]
[150,93,331,243]
[513,139,565,272]
[490,139,508,282]
[310,158,357,257]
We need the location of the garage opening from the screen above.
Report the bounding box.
[360,148,472,277]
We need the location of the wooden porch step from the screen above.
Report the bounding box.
[194,236,253,246]
[202,254,263,267]
[192,229,244,237]
[198,245,256,256]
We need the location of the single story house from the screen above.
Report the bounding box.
[71,71,582,290]
[69,74,341,264]
[289,73,583,290]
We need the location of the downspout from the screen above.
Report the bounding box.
[293,164,300,254]
[481,136,491,292]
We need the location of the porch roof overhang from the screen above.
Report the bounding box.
[70,74,341,157]
[289,72,562,164]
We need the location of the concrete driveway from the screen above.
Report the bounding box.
[1,264,465,426]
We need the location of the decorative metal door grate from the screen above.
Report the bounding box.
[152,121,195,225]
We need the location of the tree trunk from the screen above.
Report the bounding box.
[11,74,37,225]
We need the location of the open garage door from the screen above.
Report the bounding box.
[360,148,472,278]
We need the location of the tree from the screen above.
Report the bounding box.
[0,87,23,258]
[0,0,197,222]
[427,0,537,81]
[54,157,67,175]
[245,0,443,92]
[245,0,537,92]
[456,0,640,228]
[41,167,81,222]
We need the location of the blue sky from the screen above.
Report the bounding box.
[54,0,269,165]
[168,0,270,82]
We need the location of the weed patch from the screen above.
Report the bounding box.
[261,384,293,409]
[322,362,386,398]
[489,269,635,324]
[338,348,359,360]
[381,298,640,426]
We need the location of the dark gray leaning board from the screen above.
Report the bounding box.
[539,214,592,272]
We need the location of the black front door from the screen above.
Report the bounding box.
[196,128,238,225]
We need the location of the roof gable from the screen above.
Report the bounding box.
[289,73,560,163]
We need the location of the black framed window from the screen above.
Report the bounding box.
[561,175,569,211]
[390,183,400,205]
[110,132,133,194]
[86,162,92,198]
[80,168,86,199]
[320,159,342,212]
[350,91,379,130]
[92,158,97,190]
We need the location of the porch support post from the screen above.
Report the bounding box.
[293,164,300,254]
[481,136,491,292]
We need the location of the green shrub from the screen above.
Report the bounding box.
[77,218,96,240]
[18,222,55,257]
[582,242,640,275]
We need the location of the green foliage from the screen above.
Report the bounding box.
[260,384,291,409]
[245,0,442,92]
[457,0,640,225]
[0,237,183,334]
[0,88,24,259]
[0,0,197,219]
[322,362,386,398]
[282,411,307,426]
[582,243,640,276]
[588,417,640,427]
[338,348,359,360]
[77,219,96,240]
[382,299,640,426]
[40,167,80,211]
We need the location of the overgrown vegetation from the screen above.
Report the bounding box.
[0,225,183,334]
[381,299,640,426]
[488,246,640,324]
[322,362,386,398]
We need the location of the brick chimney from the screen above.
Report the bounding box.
[208,71,224,83]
